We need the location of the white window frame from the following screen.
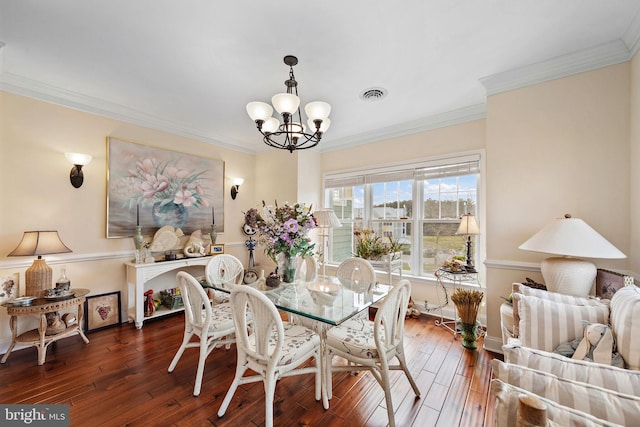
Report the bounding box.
[323,151,484,279]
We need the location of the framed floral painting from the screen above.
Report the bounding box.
[107,137,224,238]
[84,291,122,332]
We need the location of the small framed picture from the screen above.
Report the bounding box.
[85,291,122,333]
[0,273,19,304]
[211,244,225,254]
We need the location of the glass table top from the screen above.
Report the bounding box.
[206,276,391,326]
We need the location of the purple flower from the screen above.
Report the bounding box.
[283,219,299,233]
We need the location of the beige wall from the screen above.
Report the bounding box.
[630,51,640,273]
[484,62,631,350]
[0,91,257,346]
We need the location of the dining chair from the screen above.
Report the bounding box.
[168,271,236,397]
[324,279,420,427]
[205,254,244,303]
[336,257,376,290]
[336,257,376,319]
[295,255,318,282]
[217,285,323,427]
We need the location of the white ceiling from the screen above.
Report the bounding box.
[1,1,640,153]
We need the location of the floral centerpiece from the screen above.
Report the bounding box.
[245,201,316,282]
[124,158,210,228]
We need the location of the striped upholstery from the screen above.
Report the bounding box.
[610,285,640,369]
[503,343,640,396]
[491,379,612,427]
[492,360,640,426]
[515,293,609,353]
[511,283,608,338]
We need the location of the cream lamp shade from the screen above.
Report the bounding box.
[8,231,72,297]
[314,209,342,277]
[519,214,626,296]
[456,213,480,272]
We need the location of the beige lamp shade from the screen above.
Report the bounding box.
[8,231,72,297]
[456,214,480,235]
[519,215,625,296]
[314,209,342,229]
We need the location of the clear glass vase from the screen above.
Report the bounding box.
[277,253,298,283]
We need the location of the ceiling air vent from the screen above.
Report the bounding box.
[359,87,387,102]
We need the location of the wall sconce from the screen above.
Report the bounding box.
[231,178,244,200]
[65,152,92,188]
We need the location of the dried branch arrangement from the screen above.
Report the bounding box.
[451,288,484,325]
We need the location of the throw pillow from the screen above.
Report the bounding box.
[491,379,611,427]
[515,293,609,353]
[502,343,640,396]
[610,285,640,370]
[492,360,640,426]
[510,283,608,339]
[595,269,625,300]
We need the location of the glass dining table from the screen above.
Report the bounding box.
[204,275,392,409]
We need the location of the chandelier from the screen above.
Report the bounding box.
[246,55,331,153]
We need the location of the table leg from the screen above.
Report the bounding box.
[0,316,17,363]
[37,313,47,365]
[77,300,90,344]
[317,324,330,409]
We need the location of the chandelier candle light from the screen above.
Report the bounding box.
[246,55,331,153]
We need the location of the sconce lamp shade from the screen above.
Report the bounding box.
[230,178,244,200]
[65,152,92,166]
[456,213,480,235]
[65,152,92,188]
[8,231,72,297]
[519,215,626,296]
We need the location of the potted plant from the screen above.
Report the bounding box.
[353,229,403,261]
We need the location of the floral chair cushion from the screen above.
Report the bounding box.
[325,317,382,359]
[201,302,235,333]
[249,322,320,366]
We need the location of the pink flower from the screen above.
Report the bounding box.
[174,189,196,207]
[141,174,169,198]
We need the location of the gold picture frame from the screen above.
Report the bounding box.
[107,137,225,238]
[211,244,225,255]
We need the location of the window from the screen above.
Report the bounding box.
[324,154,480,277]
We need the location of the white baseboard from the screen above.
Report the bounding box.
[483,334,504,354]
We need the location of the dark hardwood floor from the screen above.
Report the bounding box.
[0,312,501,426]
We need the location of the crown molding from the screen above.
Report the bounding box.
[480,39,632,96]
[319,103,487,153]
[0,41,5,74]
[623,7,640,57]
[0,72,256,154]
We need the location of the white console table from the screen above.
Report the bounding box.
[125,257,213,328]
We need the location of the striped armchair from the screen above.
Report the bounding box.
[492,284,640,426]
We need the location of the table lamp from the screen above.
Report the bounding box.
[519,214,626,296]
[8,231,72,297]
[314,209,342,277]
[456,213,480,272]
